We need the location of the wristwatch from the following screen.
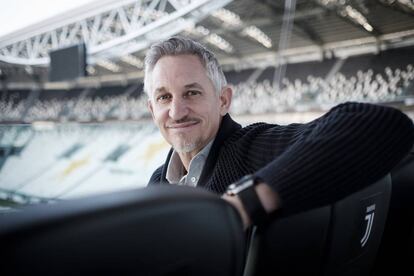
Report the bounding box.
[226,175,256,196]
[226,175,269,227]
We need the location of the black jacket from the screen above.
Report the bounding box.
[149,102,414,216]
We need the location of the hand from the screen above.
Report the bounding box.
[222,182,280,230]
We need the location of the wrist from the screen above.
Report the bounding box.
[226,175,269,227]
[255,182,279,213]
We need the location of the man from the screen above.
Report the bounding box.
[145,36,414,229]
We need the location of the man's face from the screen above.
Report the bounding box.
[147,54,231,156]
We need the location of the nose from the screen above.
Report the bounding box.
[169,97,189,120]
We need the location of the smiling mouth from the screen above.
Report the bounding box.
[167,121,199,129]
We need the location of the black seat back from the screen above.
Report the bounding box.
[0,185,245,276]
[323,175,391,275]
[372,149,414,275]
[254,175,391,276]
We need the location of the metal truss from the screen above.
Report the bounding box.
[0,0,231,66]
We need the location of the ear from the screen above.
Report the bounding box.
[219,85,233,116]
[147,99,156,121]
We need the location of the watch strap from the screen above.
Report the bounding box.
[238,183,269,227]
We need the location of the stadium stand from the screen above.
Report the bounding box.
[230,63,414,114]
[340,47,414,77]
[0,123,170,202]
[1,47,413,124]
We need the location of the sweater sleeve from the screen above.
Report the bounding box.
[253,102,414,215]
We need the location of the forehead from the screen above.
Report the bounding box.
[151,54,209,85]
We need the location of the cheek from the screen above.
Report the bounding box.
[152,103,167,116]
[158,112,169,125]
[151,108,166,127]
[202,108,220,130]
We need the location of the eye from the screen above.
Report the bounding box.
[186,90,201,97]
[156,94,171,102]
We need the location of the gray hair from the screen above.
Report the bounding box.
[144,36,227,96]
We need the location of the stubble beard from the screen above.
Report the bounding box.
[172,133,201,154]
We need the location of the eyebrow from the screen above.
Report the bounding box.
[184,82,204,90]
[154,83,204,94]
[154,87,167,95]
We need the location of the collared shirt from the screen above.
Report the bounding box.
[166,140,213,187]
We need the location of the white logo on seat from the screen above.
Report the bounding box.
[360,204,376,247]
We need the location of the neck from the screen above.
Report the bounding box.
[177,150,198,172]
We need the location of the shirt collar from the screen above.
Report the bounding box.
[166,140,214,186]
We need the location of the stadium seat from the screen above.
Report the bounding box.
[0,185,245,276]
[252,175,391,276]
[0,175,398,276]
[372,147,414,275]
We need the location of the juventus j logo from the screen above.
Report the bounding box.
[360,204,376,247]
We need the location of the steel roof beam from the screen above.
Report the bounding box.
[0,0,232,66]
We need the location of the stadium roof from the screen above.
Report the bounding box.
[1,0,414,86]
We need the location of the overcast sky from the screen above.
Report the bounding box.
[0,0,96,38]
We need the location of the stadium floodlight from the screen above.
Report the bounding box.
[242,25,273,48]
[343,5,373,32]
[190,25,211,36]
[0,0,232,66]
[120,55,144,68]
[211,8,243,29]
[185,24,234,53]
[205,33,234,53]
[96,59,121,73]
[317,0,375,34]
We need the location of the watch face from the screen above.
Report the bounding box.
[228,183,237,190]
[226,184,238,196]
[226,175,255,195]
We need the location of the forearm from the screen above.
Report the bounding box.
[225,102,414,228]
[254,102,414,215]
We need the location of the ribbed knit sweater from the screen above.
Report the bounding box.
[149,102,414,216]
